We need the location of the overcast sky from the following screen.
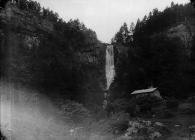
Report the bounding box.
[36,0,188,43]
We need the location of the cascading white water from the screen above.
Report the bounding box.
[105,45,115,90]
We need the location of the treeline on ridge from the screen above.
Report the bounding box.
[111,2,195,101]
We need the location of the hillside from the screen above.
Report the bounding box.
[0,1,106,110]
[111,2,195,100]
[0,1,109,139]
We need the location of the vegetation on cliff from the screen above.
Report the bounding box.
[111,2,195,102]
[0,0,105,109]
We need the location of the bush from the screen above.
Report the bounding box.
[110,112,129,135]
[111,98,130,113]
[187,96,195,103]
[124,119,170,140]
[160,109,174,118]
[89,112,129,135]
[136,95,162,113]
[179,103,195,115]
[58,100,92,125]
[166,98,179,109]
[126,98,137,116]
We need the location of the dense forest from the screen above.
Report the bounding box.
[0,0,105,109]
[111,2,195,103]
[0,0,194,110]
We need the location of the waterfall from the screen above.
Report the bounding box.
[105,45,115,90]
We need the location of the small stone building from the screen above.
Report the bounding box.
[131,88,163,113]
[131,87,162,99]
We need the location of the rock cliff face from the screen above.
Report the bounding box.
[0,4,49,82]
[0,4,106,110]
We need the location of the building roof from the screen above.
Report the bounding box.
[131,88,157,95]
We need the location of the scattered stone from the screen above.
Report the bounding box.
[149,131,162,139]
[155,122,164,127]
[124,119,169,140]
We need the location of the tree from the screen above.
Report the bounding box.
[0,0,104,108]
[111,2,195,104]
[129,22,135,35]
[28,0,41,13]
[129,22,135,44]
[17,0,28,10]
[113,23,131,46]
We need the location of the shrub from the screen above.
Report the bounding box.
[111,98,130,113]
[166,98,179,109]
[187,96,195,103]
[160,109,174,118]
[125,98,137,116]
[110,112,129,135]
[58,100,92,125]
[124,119,170,140]
[136,95,162,113]
[89,112,129,135]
